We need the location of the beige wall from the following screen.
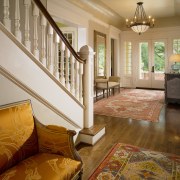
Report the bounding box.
[40,0,47,8]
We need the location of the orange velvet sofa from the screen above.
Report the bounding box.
[0,100,83,180]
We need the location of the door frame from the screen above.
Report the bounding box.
[135,39,167,89]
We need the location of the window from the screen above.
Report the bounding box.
[64,33,73,46]
[124,42,132,75]
[173,39,180,54]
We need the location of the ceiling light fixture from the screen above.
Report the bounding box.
[126,2,155,35]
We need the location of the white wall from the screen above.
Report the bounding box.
[47,0,121,78]
[46,0,180,88]
[109,26,121,77]
[78,28,87,51]
[47,0,91,28]
[40,0,47,7]
[0,26,84,128]
[120,26,180,88]
[88,20,121,78]
[0,74,79,131]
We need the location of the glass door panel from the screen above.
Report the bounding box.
[154,42,165,81]
[136,41,151,88]
[151,40,166,89]
[136,40,166,89]
[139,42,149,80]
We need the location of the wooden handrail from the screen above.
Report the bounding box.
[33,0,86,64]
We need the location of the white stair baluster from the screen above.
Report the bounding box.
[60,39,65,85]
[40,14,47,66]
[24,0,31,50]
[32,3,39,59]
[65,47,70,90]
[79,63,83,103]
[54,33,60,80]
[47,24,53,73]
[70,53,75,95]
[3,0,11,31]
[75,60,79,100]
[14,0,21,41]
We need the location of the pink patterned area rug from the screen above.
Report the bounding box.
[94,89,164,122]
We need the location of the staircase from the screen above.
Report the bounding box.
[0,0,105,144]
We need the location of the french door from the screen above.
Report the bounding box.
[136,40,167,89]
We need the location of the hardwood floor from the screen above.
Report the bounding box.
[77,95,180,179]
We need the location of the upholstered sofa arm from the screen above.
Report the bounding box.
[35,119,82,163]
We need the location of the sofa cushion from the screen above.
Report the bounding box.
[0,153,82,180]
[96,82,119,89]
[108,82,120,88]
[0,101,38,174]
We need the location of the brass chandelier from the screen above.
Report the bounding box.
[126,2,155,35]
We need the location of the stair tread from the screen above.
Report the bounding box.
[80,124,105,136]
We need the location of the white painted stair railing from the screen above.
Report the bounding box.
[1,0,85,104]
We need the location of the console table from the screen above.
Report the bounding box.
[165,73,180,104]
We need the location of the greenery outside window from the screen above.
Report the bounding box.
[139,42,149,80]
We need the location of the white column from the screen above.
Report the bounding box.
[79,62,83,103]
[3,0,11,31]
[74,60,79,100]
[47,24,53,73]
[14,0,21,42]
[65,47,70,90]
[79,45,95,128]
[60,39,65,85]
[54,33,60,80]
[24,0,31,50]
[32,3,39,59]
[70,54,75,95]
[40,14,47,66]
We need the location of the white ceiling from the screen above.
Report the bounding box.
[101,0,179,19]
[67,0,180,29]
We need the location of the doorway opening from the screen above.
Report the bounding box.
[111,39,115,76]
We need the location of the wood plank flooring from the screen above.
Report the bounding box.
[77,96,180,179]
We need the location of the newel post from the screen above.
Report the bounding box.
[79,45,95,128]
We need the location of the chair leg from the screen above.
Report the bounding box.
[78,169,83,180]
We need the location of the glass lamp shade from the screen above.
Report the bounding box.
[169,54,180,73]
[131,24,149,35]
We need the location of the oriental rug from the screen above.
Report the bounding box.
[94,89,164,122]
[89,143,180,180]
